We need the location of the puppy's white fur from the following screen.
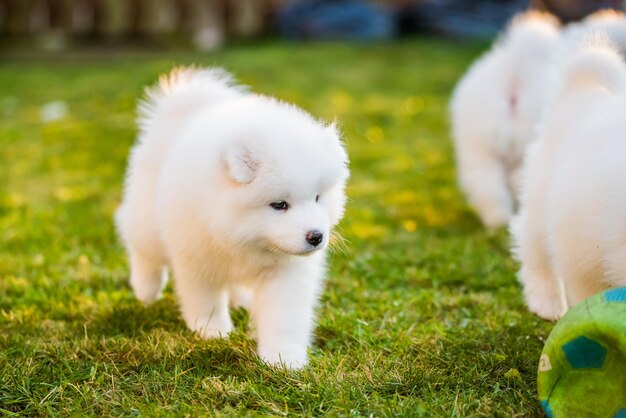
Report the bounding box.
[115,68,349,368]
[450,12,560,229]
[511,36,626,320]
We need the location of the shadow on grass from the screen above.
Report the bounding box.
[86,297,184,338]
[87,298,252,337]
[406,313,549,409]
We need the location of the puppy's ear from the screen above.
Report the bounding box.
[222,145,259,184]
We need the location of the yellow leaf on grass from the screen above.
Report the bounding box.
[402,96,424,116]
[423,206,446,227]
[5,193,25,207]
[366,126,384,143]
[350,223,386,239]
[403,220,417,232]
[53,186,87,202]
[387,190,417,205]
[330,90,353,114]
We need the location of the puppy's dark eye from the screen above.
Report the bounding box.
[270,201,289,211]
[315,195,320,202]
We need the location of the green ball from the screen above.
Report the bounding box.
[537,288,626,417]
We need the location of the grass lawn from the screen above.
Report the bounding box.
[0,39,552,416]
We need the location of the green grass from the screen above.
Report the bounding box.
[0,39,552,416]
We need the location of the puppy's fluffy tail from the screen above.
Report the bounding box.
[137,67,246,135]
[559,33,626,94]
[507,10,560,33]
[502,10,560,52]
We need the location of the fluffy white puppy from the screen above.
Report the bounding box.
[511,36,626,320]
[115,68,349,368]
[450,12,560,229]
[563,10,626,54]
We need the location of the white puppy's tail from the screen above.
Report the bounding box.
[560,33,626,94]
[137,67,246,134]
[507,10,560,33]
[501,10,560,50]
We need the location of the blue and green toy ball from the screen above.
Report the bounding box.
[537,287,626,417]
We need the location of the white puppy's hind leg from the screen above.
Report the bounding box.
[129,249,167,304]
[515,226,564,320]
[459,151,514,229]
[251,261,323,369]
[520,263,566,321]
[173,264,233,339]
[512,211,565,320]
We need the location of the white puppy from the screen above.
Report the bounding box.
[563,10,626,54]
[511,36,626,320]
[115,68,349,368]
[450,12,560,229]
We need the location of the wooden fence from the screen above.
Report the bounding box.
[0,0,278,46]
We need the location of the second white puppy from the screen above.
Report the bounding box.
[511,36,626,320]
[450,12,560,229]
[115,68,349,368]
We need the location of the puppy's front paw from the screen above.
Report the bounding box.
[258,344,308,370]
[186,315,233,339]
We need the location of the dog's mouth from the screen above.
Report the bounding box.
[266,243,324,257]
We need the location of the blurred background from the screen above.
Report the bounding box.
[1,0,624,53]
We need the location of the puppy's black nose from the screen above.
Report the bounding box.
[306,230,323,247]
